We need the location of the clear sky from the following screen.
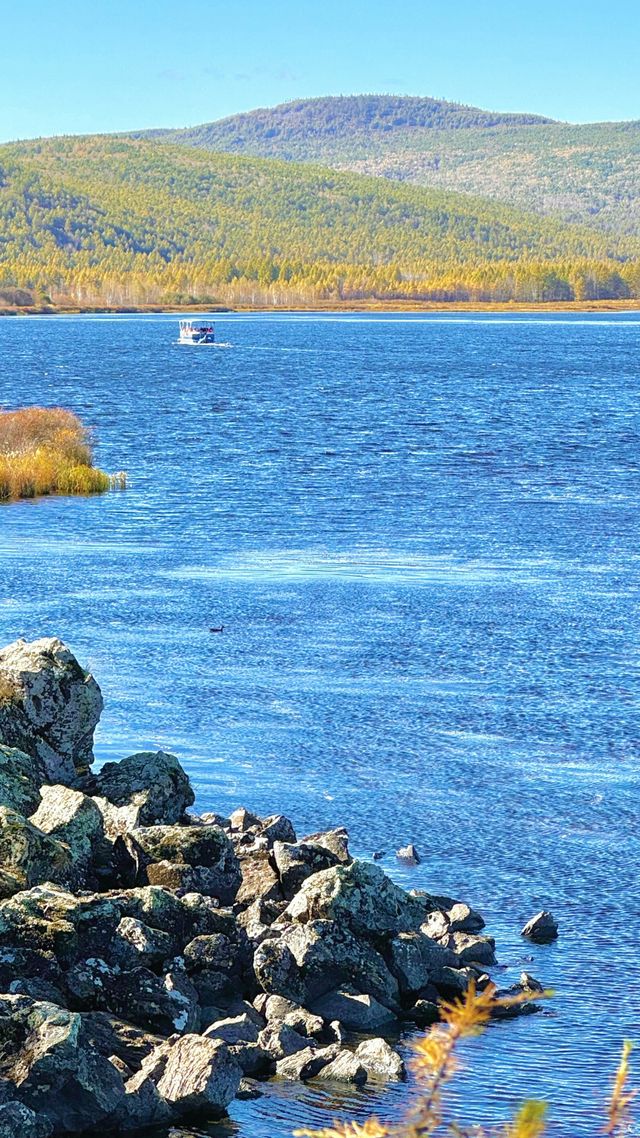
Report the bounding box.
[1,0,639,143]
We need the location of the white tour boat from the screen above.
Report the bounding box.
[178,320,216,345]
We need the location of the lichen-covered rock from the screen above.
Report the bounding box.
[388,931,459,994]
[0,1102,53,1137]
[111,917,176,971]
[154,1034,242,1116]
[254,919,399,1009]
[133,825,240,904]
[0,884,122,961]
[272,840,342,900]
[0,744,43,816]
[355,1037,405,1080]
[0,638,103,783]
[283,861,426,939]
[89,751,194,829]
[83,1011,163,1071]
[30,784,104,880]
[0,807,73,888]
[0,998,125,1132]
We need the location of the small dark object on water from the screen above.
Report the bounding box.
[372,850,386,861]
[396,843,421,865]
[209,626,225,633]
[521,910,558,943]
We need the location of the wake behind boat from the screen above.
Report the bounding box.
[178,320,216,345]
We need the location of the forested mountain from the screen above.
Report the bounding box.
[0,135,638,308]
[136,95,640,237]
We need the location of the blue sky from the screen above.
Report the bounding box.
[1,0,639,142]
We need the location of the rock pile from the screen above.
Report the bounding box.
[0,638,535,1135]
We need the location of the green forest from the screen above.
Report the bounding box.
[1,133,639,308]
[142,95,640,237]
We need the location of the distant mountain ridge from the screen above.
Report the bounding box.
[134,94,640,236]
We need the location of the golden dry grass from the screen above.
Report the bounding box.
[0,407,125,502]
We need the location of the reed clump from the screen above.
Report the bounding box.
[295,982,636,1138]
[0,407,126,502]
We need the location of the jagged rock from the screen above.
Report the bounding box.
[235,849,282,906]
[521,910,558,943]
[421,910,450,940]
[275,1044,339,1080]
[263,995,325,1039]
[310,988,397,1032]
[153,1034,242,1116]
[0,638,103,783]
[257,814,296,846]
[111,917,175,970]
[229,807,261,833]
[0,867,26,899]
[492,983,542,1019]
[388,931,459,994]
[520,971,545,993]
[0,947,64,1000]
[448,931,496,965]
[254,919,399,1008]
[0,1102,53,1137]
[272,840,342,899]
[0,806,73,889]
[203,1013,259,1045]
[236,1076,262,1099]
[0,884,122,961]
[258,1021,310,1059]
[83,1011,163,1070]
[199,811,230,828]
[446,902,485,932]
[283,861,425,939]
[405,998,439,1026]
[396,843,421,865]
[30,784,104,879]
[0,745,43,816]
[0,998,125,1132]
[89,751,194,829]
[431,965,478,996]
[228,1043,273,1077]
[313,1050,368,1084]
[66,958,200,1036]
[133,825,240,904]
[355,1038,405,1080]
[301,827,351,863]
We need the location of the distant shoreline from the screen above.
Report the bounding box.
[2,299,640,317]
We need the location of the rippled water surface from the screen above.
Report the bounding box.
[1,312,640,1135]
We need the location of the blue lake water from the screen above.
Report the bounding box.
[1,311,640,1135]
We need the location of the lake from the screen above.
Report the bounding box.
[1,311,639,1136]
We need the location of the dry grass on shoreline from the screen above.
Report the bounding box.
[0,407,126,502]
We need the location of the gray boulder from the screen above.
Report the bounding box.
[0,637,103,783]
[1,998,125,1133]
[0,1102,53,1137]
[203,1013,259,1046]
[521,910,558,943]
[310,988,397,1032]
[283,861,425,939]
[313,1050,368,1084]
[355,1038,405,1080]
[235,849,282,906]
[388,931,459,994]
[133,825,240,904]
[254,919,399,1009]
[258,1021,310,1060]
[90,751,194,830]
[154,1034,241,1116]
[0,744,43,816]
[272,840,342,900]
[301,827,351,863]
[30,785,104,880]
[0,806,73,889]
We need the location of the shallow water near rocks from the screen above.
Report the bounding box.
[1,311,640,1136]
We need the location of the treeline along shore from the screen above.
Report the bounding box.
[0,637,549,1135]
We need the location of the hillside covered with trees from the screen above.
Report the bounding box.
[138,95,640,237]
[0,134,638,308]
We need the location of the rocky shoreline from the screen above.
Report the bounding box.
[0,637,542,1136]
